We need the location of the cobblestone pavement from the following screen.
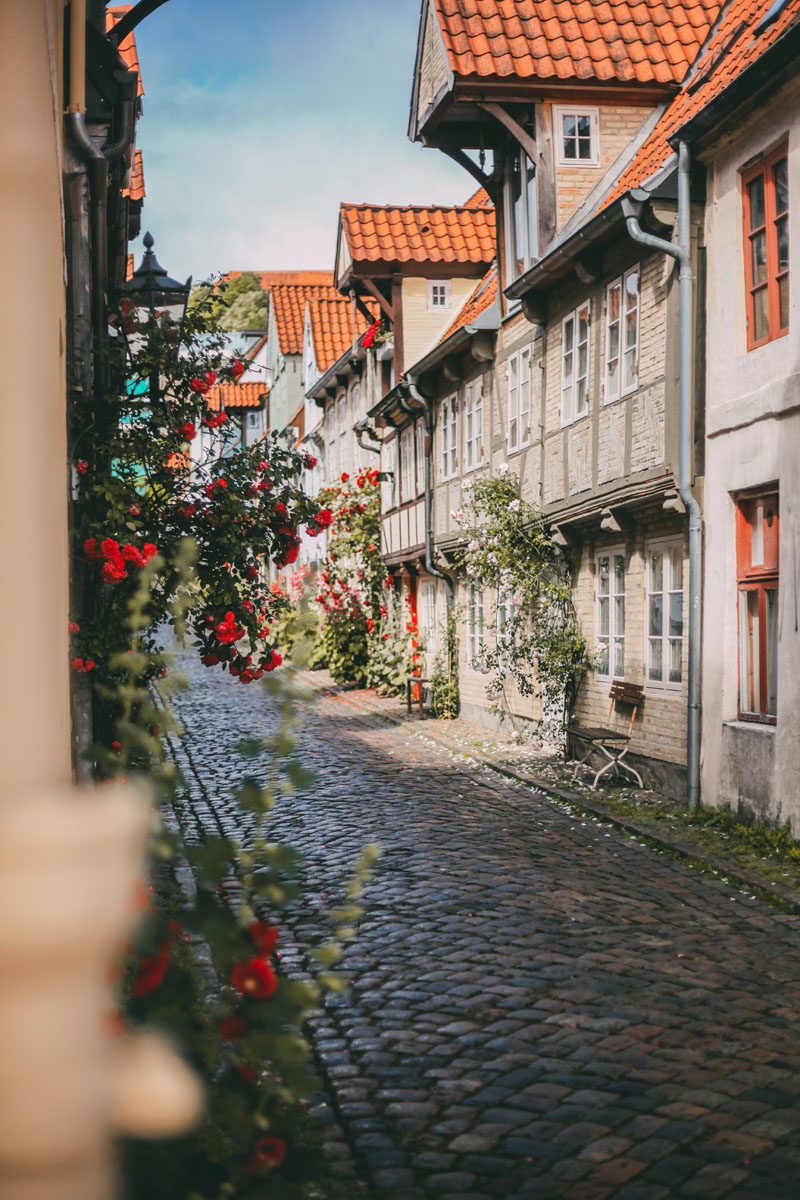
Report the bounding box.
[168,657,800,1200]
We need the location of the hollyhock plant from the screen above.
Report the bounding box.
[230,957,278,998]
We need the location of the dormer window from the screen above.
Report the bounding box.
[504,147,538,284]
[555,107,600,167]
[428,280,451,310]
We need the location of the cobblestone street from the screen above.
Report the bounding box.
[168,658,800,1200]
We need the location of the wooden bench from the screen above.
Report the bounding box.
[566,680,644,790]
[406,675,429,718]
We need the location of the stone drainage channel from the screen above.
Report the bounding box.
[166,653,800,1200]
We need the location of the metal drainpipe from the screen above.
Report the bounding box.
[406,377,454,596]
[354,419,381,457]
[621,141,702,808]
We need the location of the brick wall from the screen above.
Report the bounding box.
[553,103,654,230]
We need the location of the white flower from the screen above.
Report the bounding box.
[450,509,464,524]
[509,499,521,512]
[513,591,523,606]
[468,539,480,552]
[498,462,509,474]
[462,478,473,490]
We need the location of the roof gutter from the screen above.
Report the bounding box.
[622,143,702,811]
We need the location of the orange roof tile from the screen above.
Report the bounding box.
[206,381,268,411]
[600,0,800,211]
[271,283,343,357]
[431,0,723,87]
[122,149,145,201]
[106,7,144,96]
[439,266,498,341]
[225,269,333,291]
[340,202,496,266]
[307,291,378,373]
[464,186,494,208]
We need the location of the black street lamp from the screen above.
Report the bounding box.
[118,231,191,402]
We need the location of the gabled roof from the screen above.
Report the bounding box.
[429,0,723,87]
[600,0,800,212]
[122,149,145,201]
[225,270,332,292]
[105,7,144,95]
[271,281,338,357]
[206,381,268,412]
[307,292,379,374]
[464,186,493,209]
[439,266,498,341]
[338,201,496,268]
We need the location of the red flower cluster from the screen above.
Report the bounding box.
[84,537,157,584]
[220,1014,249,1042]
[76,460,88,475]
[248,921,279,955]
[68,620,80,635]
[178,503,197,520]
[304,454,318,469]
[231,360,245,379]
[306,506,333,537]
[202,410,228,429]
[71,657,96,673]
[205,478,228,498]
[175,421,197,441]
[214,611,245,644]
[190,371,217,395]
[362,318,381,349]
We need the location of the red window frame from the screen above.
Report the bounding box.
[735,488,779,724]
[742,144,789,350]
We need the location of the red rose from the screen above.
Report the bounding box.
[220,1014,250,1042]
[247,1136,286,1174]
[315,508,333,528]
[176,421,197,441]
[190,377,208,394]
[204,370,216,386]
[128,505,141,516]
[121,543,140,562]
[76,460,88,475]
[265,649,282,672]
[238,1065,257,1084]
[231,360,245,379]
[247,921,278,955]
[101,559,127,585]
[131,945,170,998]
[111,741,121,752]
[100,537,119,559]
[141,543,158,563]
[341,472,350,482]
[68,620,80,634]
[201,653,220,666]
[305,455,318,469]
[230,958,278,998]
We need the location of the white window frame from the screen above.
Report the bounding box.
[427,280,451,311]
[351,381,362,424]
[561,301,591,426]
[595,548,626,680]
[422,580,437,655]
[507,345,532,452]
[399,424,414,504]
[382,436,397,511]
[441,394,458,481]
[503,145,538,285]
[337,392,349,476]
[644,539,684,691]
[414,419,425,495]
[467,584,485,668]
[464,377,484,472]
[554,106,600,168]
[604,265,639,403]
[327,399,337,483]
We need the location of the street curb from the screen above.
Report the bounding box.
[304,674,800,917]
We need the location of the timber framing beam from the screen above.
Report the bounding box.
[476,101,537,165]
[359,279,394,323]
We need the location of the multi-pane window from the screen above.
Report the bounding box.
[337,393,349,476]
[561,302,591,425]
[441,395,458,480]
[400,424,414,503]
[467,584,485,667]
[422,581,437,654]
[595,549,625,678]
[736,490,779,723]
[351,382,362,423]
[327,400,337,483]
[497,590,516,639]
[464,378,483,471]
[428,281,451,310]
[504,145,538,282]
[742,146,789,349]
[415,419,425,495]
[605,266,639,401]
[555,107,600,167]
[645,542,684,688]
[507,346,532,452]
[382,436,397,511]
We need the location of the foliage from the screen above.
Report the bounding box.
[189,272,268,332]
[70,285,323,748]
[456,469,588,742]
[111,563,379,1199]
[430,602,460,719]
[366,583,418,696]
[313,469,397,687]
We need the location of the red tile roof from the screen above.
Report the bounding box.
[106,7,144,95]
[225,270,333,291]
[464,186,494,208]
[600,0,800,210]
[271,282,340,357]
[307,291,379,373]
[439,267,498,341]
[340,201,496,266]
[431,0,723,87]
[122,149,145,201]
[206,381,268,411]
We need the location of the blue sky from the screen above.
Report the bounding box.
[132,0,470,282]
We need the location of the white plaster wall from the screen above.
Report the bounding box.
[700,84,800,827]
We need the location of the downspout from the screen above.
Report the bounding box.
[406,376,454,596]
[621,141,702,808]
[354,419,381,457]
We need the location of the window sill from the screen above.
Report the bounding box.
[644,683,683,696]
[560,411,590,430]
[724,718,776,732]
[506,441,531,457]
[462,460,485,476]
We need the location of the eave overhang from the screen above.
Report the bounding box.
[307,342,366,408]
